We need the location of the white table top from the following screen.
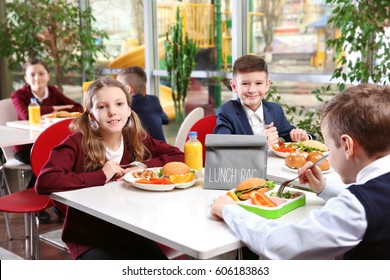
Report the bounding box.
[6,120,48,132]
[51,180,325,259]
[0,125,39,147]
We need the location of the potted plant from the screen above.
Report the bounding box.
[164,7,197,125]
[0,0,108,92]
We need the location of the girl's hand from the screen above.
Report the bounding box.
[114,166,144,181]
[290,128,309,142]
[298,161,326,193]
[264,122,279,146]
[102,161,125,183]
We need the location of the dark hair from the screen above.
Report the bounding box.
[23,58,49,74]
[321,83,390,157]
[232,55,268,79]
[116,66,147,94]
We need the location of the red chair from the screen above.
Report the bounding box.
[30,119,74,216]
[30,119,73,177]
[186,114,217,167]
[0,119,73,259]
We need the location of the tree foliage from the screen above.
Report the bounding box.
[326,0,390,90]
[0,0,108,91]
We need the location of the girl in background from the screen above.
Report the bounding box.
[11,58,83,223]
[11,58,83,165]
[36,77,184,259]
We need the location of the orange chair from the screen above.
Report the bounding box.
[0,119,73,259]
[187,114,217,167]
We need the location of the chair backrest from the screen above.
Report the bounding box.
[187,114,217,167]
[175,107,204,152]
[0,98,18,125]
[30,118,74,176]
[0,98,22,161]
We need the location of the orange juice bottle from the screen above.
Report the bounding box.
[28,98,41,124]
[184,131,203,171]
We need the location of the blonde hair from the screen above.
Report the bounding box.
[71,77,151,171]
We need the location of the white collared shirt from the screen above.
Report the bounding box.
[32,87,49,103]
[241,101,264,135]
[222,154,390,259]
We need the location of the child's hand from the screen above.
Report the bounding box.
[210,194,235,219]
[264,122,279,146]
[298,161,326,193]
[290,128,309,142]
[114,166,145,181]
[102,161,125,183]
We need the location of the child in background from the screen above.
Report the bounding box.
[211,83,390,259]
[214,55,311,147]
[116,66,169,142]
[11,58,83,223]
[11,58,83,165]
[35,77,184,260]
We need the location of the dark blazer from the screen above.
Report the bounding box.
[131,94,168,142]
[214,98,296,142]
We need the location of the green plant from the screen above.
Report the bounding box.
[267,1,390,140]
[326,0,390,90]
[164,7,197,125]
[0,0,108,92]
[266,85,335,142]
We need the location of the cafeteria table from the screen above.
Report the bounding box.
[51,180,326,259]
[0,125,39,147]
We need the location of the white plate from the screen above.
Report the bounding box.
[123,168,203,191]
[270,142,299,158]
[283,164,333,174]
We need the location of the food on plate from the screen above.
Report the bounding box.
[161,162,191,176]
[234,178,276,200]
[285,151,330,171]
[270,190,300,199]
[285,153,306,169]
[44,111,82,119]
[300,140,328,153]
[306,151,330,171]
[169,172,195,184]
[132,169,157,179]
[251,192,277,207]
[271,142,298,154]
[161,162,194,183]
[273,141,298,153]
[135,177,174,185]
[226,190,240,201]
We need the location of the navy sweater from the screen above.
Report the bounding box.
[345,172,390,259]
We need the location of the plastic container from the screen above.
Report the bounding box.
[184,131,203,171]
[237,190,306,219]
[28,98,41,125]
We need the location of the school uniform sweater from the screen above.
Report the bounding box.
[35,132,184,259]
[344,172,390,259]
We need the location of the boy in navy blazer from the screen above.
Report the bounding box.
[214,55,310,146]
[212,84,390,259]
[117,67,169,142]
